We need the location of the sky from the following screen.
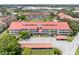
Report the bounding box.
[0,0,79,4]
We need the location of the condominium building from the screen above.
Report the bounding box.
[0,21,7,32]
[23,12,50,19]
[0,16,17,27]
[57,13,74,20]
[9,21,71,35]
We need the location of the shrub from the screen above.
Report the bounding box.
[22,48,32,55]
[19,30,31,39]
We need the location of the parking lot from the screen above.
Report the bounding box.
[19,33,79,55]
[19,37,56,43]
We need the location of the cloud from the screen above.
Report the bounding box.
[0,0,79,4]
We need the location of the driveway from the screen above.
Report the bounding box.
[52,33,79,55]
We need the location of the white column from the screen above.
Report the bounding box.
[57,29,60,34]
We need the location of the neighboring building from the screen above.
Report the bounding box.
[73,10,79,13]
[9,22,71,35]
[0,21,7,32]
[57,13,79,22]
[73,18,79,21]
[0,16,17,27]
[23,12,50,19]
[57,13,74,20]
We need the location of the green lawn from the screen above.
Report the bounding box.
[31,49,54,55]
[75,47,79,55]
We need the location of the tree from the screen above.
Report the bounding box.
[19,30,31,39]
[48,15,54,21]
[69,31,73,36]
[0,31,21,55]
[69,21,79,31]
[67,20,79,36]
[42,18,48,22]
[59,19,79,36]
[22,48,32,55]
[53,48,62,55]
[69,12,79,18]
[17,15,26,20]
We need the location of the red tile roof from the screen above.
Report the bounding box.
[23,12,50,15]
[55,35,67,40]
[57,13,74,20]
[20,43,52,48]
[9,22,70,30]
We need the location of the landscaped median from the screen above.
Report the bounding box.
[75,47,79,55]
